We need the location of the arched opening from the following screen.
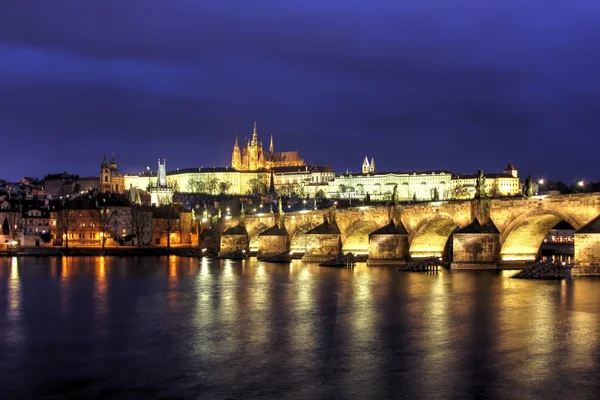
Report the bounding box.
[248,224,268,253]
[342,220,380,255]
[409,218,458,260]
[539,221,575,262]
[289,228,311,255]
[500,211,579,262]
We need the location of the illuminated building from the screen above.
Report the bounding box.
[100,154,124,194]
[231,122,304,171]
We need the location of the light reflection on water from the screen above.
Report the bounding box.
[0,256,599,399]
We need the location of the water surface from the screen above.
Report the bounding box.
[1,256,599,399]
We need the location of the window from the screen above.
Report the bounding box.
[104,176,108,182]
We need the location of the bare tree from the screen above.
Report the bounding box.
[155,199,180,248]
[205,174,219,195]
[131,205,152,247]
[187,174,219,194]
[187,177,206,193]
[219,181,231,195]
[90,200,117,250]
[247,178,266,195]
[56,208,78,249]
[5,210,23,243]
[166,177,180,193]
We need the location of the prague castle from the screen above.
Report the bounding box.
[232,122,304,171]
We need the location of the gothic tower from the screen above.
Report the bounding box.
[362,157,370,174]
[503,161,518,178]
[247,121,264,170]
[231,135,242,170]
[370,157,375,173]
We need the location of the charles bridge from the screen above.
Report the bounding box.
[216,193,600,275]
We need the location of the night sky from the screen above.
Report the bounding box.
[1,1,599,183]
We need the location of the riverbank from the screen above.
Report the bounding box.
[0,246,205,257]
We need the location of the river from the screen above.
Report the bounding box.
[1,256,599,399]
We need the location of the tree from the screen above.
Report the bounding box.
[90,200,118,250]
[431,187,440,201]
[187,176,206,193]
[131,205,152,247]
[2,217,9,235]
[5,211,23,243]
[247,178,266,195]
[155,201,179,248]
[450,185,474,200]
[219,181,232,195]
[56,208,78,249]
[187,174,219,194]
[167,177,180,193]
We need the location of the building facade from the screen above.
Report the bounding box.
[231,122,304,171]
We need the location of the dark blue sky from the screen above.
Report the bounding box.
[1,1,598,182]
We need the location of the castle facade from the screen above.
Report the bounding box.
[231,122,304,171]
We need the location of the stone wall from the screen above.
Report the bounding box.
[572,233,600,275]
[258,235,289,259]
[302,234,341,262]
[368,234,408,264]
[219,235,249,256]
[225,193,600,272]
[451,233,499,269]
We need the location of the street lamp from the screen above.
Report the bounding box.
[538,179,544,185]
[578,180,584,187]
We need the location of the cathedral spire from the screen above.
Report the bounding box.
[252,121,258,145]
[234,135,239,149]
[269,134,274,153]
[362,156,370,174]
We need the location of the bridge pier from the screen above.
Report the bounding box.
[451,219,500,269]
[302,219,342,262]
[368,221,409,265]
[218,224,249,257]
[257,225,289,260]
[572,217,600,276]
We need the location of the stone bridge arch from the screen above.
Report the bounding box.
[341,220,381,254]
[408,215,461,259]
[248,223,269,252]
[499,209,582,262]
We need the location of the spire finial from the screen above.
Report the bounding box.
[234,135,239,148]
[269,134,274,153]
[251,121,258,145]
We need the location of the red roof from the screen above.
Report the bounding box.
[504,162,517,171]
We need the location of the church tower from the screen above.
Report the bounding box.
[503,162,518,178]
[370,158,376,173]
[100,154,111,193]
[362,157,370,174]
[231,135,242,170]
[269,134,274,154]
[247,121,264,170]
